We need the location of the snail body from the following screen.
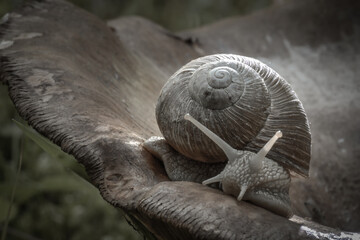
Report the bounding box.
[144,54,311,217]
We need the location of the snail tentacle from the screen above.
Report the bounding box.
[202,173,224,185]
[184,114,239,162]
[238,185,248,201]
[249,130,283,172]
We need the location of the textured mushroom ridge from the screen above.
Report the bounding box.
[156,54,311,176]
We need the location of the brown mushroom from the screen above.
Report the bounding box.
[1,0,359,239]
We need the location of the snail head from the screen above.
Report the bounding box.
[184,114,282,173]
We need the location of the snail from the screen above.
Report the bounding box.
[144,54,311,218]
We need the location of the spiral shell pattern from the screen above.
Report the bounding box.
[156,54,311,176]
[189,61,245,110]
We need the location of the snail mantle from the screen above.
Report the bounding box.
[144,54,311,217]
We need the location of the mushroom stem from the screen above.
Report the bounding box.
[249,131,283,172]
[184,114,238,161]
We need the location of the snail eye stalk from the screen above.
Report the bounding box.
[184,113,238,162]
[249,131,283,172]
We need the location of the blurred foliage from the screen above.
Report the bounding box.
[0,0,274,239]
[12,119,90,183]
[0,0,273,31]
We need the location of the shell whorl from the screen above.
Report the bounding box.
[188,61,246,110]
[156,54,311,176]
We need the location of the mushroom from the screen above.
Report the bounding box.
[0,0,359,239]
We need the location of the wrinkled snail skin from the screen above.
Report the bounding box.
[144,54,311,218]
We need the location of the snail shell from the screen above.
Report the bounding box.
[156,54,311,176]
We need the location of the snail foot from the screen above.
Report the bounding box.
[144,137,225,184]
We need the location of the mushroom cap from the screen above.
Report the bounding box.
[156,54,311,176]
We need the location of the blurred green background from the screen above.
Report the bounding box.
[0,0,275,239]
[0,0,273,31]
